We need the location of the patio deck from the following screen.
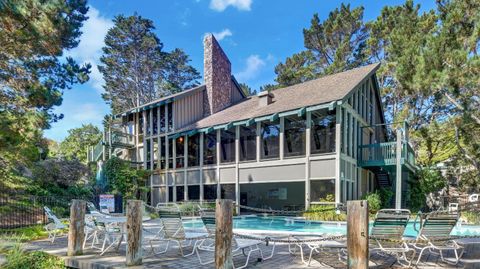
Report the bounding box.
[24,220,480,269]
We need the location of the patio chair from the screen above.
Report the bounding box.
[155,206,207,257]
[196,213,271,269]
[83,215,101,249]
[411,211,464,265]
[370,209,415,267]
[43,206,67,243]
[93,216,125,255]
[288,233,347,267]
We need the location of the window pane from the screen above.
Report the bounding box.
[203,133,217,165]
[160,137,166,169]
[167,103,173,132]
[152,107,158,135]
[311,109,336,154]
[160,105,166,133]
[239,125,256,161]
[146,110,151,135]
[168,138,173,168]
[284,115,306,157]
[220,128,235,163]
[176,186,184,202]
[188,134,200,167]
[153,138,158,170]
[310,179,335,202]
[188,185,200,200]
[204,185,217,200]
[176,136,185,168]
[146,139,151,170]
[261,119,280,159]
[168,186,173,202]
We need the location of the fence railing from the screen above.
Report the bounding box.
[0,194,91,229]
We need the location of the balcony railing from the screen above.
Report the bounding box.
[109,131,135,148]
[358,141,416,168]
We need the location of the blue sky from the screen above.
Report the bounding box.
[45,0,436,142]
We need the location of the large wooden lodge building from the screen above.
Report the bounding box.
[89,34,416,210]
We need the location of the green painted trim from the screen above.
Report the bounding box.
[270,113,279,122]
[297,107,306,117]
[306,103,330,112]
[187,130,198,136]
[201,127,214,134]
[233,119,254,126]
[254,115,271,122]
[224,122,233,130]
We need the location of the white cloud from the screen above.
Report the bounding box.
[66,6,113,92]
[209,0,252,11]
[235,54,266,81]
[211,29,232,41]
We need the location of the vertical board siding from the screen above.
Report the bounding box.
[174,88,205,130]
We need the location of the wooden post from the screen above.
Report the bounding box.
[347,200,369,269]
[67,199,86,256]
[215,199,233,269]
[126,200,143,266]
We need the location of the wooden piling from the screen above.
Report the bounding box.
[126,200,143,266]
[215,199,233,269]
[67,199,86,256]
[347,200,369,269]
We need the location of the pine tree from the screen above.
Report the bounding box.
[99,14,200,114]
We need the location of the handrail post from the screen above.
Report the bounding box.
[395,129,402,209]
[126,200,143,266]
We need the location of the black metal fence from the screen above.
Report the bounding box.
[0,194,89,229]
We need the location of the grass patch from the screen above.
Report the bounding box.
[1,243,64,269]
[0,225,49,242]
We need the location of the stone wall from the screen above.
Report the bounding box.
[203,34,232,116]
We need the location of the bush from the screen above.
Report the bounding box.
[103,157,150,200]
[461,212,480,224]
[2,243,64,269]
[33,158,90,188]
[303,194,346,221]
[407,168,447,211]
[362,192,382,213]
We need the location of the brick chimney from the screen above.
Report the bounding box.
[203,34,232,116]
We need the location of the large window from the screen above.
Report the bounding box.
[220,128,235,163]
[261,120,280,160]
[311,110,336,154]
[311,179,335,202]
[188,185,200,200]
[160,137,166,169]
[176,186,184,202]
[203,133,217,165]
[188,134,200,167]
[284,115,306,157]
[239,126,256,161]
[167,102,173,132]
[175,136,185,168]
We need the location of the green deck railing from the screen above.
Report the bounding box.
[110,131,135,148]
[358,141,415,167]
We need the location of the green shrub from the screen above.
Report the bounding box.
[103,157,150,200]
[362,192,382,213]
[2,243,64,269]
[461,211,480,224]
[303,194,346,221]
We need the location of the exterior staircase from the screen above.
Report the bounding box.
[376,172,391,189]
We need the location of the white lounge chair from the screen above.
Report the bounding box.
[155,206,207,257]
[43,206,67,243]
[411,211,464,265]
[288,234,346,266]
[196,214,270,269]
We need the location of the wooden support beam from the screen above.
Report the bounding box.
[67,199,86,256]
[215,199,234,269]
[126,200,143,266]
[395,129,403,209]
[347,200,369,269]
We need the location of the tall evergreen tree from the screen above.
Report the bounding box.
[274,3,368,86]
[59,124,102,163]
[99,14,200,114]
[0,0,90,168]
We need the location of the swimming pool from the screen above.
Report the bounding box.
[183,215,480,237]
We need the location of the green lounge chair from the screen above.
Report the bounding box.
[411,211,464,265]
[370,209,415,267]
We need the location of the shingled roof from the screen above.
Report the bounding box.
[178,63,380,132]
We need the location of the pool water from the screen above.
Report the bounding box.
[183,215,480,237]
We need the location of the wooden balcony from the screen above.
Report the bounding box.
[358,141,416,169]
